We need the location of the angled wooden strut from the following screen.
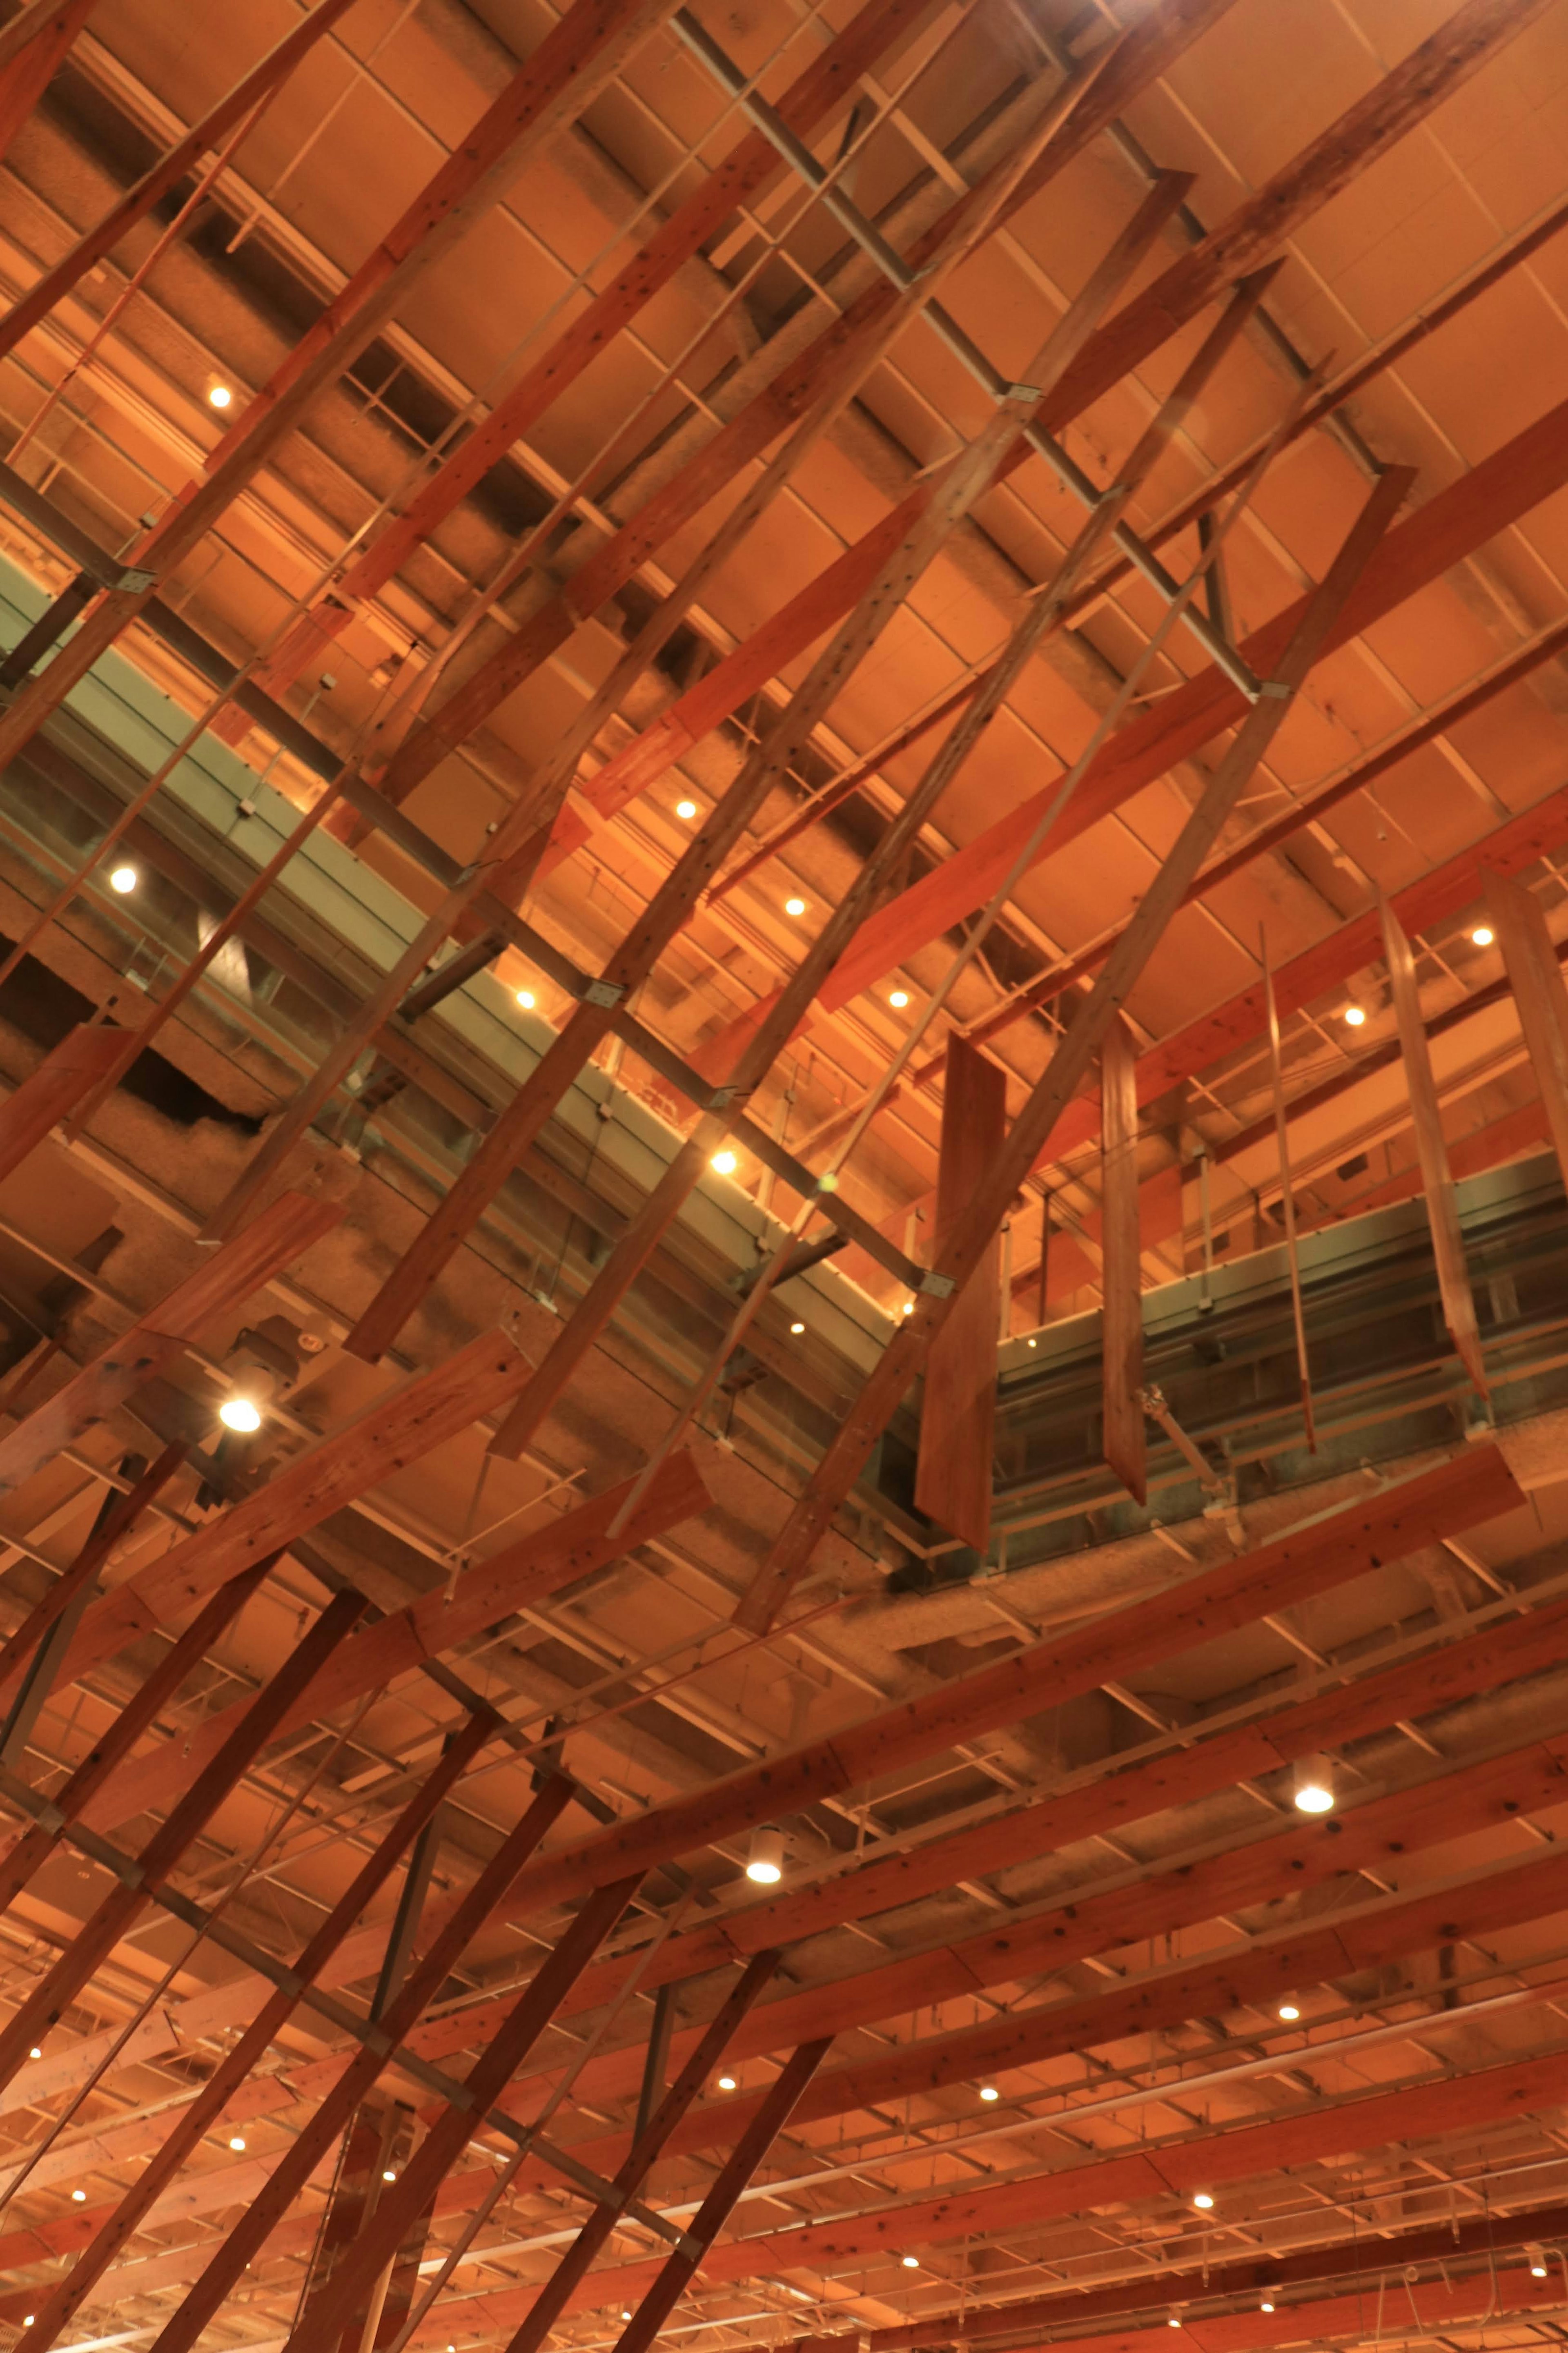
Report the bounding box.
[1260,929,1316,1450]
[0,1586,365,2099]
[733,463,1416,1634]
[0,0,362,360]
[283,1875,641,2353]
[0,0,683,785]
[0,1185,344,1495]
[502,1949,782,2353]
[83,1449,710,1836]
[1099,1015,1145,1505]
[1379,894,1488,1398]
[914,1034,1007,1550]
[14,1711,495,2353]
[0,0,97,164]
[340,173,1185,1369]
[143,1772,577,2353]
[0,1024,123,1182]
[1483,867,1568,1201]
[477,1445,1516,1928]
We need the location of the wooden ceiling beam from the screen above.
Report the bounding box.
[738,466,1410,1631]
[0,0,96,166]
[0,1026,127,1186]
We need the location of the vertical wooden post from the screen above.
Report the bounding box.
[1379,894,1488,1398]
[1261,930,1317,1450]
[1100,1015,1146,1505]
[1483,867,1568,1201]
[914,1035,1007,1551]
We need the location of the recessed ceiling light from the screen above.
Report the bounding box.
[784,896,807,917]
[710,1149,738,1176]
[790,1320,805,1334]
[979,2084,999,2102]
[901,2255,919,2270]
[1293,1753,1335,1814]
[888,989,910,1008]
[207,383,233,410]
[675,799,697,821]
[515,988,536,1010]
[219,1395,263,1434]
[1471,924,1494,948]
[107,863,138,894]
[1343,1003,1366,1027]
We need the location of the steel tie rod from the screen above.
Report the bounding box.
[671,8,1263,703]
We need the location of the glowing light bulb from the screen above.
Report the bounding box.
[1528,2245,1549,2278]
[107,863,138,894]
[675,799,698,821]
[710,1149,738,1175]
[889,989,910,1008]
[790,1320,805,1335]
[621,2312,633,2323]
[383,2168,397,2183]
[229,2134,246,2151]
[1277,1996,1301,2021]
[746,1827,784,1884]
[902,2256,919,2270]
[29,2047,40,2060]
[1293,1753,1335,1814]
[979,2085,999,2102]
[1192,2189,1214,2210]
[1343,1003,1366,1028]
[207,383,233,410]
[515,988,536,1010]
[784,896,807,917]
[1471,925,1494,948]
[902,1300,915,1316]
[1261,2297,1276,2313]
[219,1395,263,1434]
[71,2189,85,2201]
[717,2073,737,2092]
[1167,2314,1181,2331]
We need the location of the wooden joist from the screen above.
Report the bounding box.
[0,0,96,164]
[0,1025,125,1184]
[1483,867,1568,1198]
[1099,1017,1146,1505]
[0,1442,184,1714]
[915,1036,1007,1548]
[737,464,1413,1632]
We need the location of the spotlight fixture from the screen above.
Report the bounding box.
[1292,1753,1335,1814]
[1192,2189,1214,2211]
[901,2256,920,2270]
[784,896,807,917]
[745,1826,784,1885]
[717,2073,737,2092]
[1261,2291,1279,2313]
[675,799,698,821]
[710,1148,738,1176]
[621,2312,634,2323]
[229,2134,246,2152]
[28,2047,40,2060]
[979,2084,999,2102]
[207,382,234,410]
[1471,924,1494,948]
[902,1300,915,1316]
[1343,1003,1366,1028]
[1277,1996,1301,2022]
[218,1394,263,1434]
[889,989,910,1008]
[790,1320,805,1334]
[71,2189,85,2202]
[515,988,536,1010]
[107,862,138,894]
[383,2168,397,2183]
[1167,2312,1181,2331]
[1528,2244,1549,2278]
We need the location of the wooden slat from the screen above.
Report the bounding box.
[0,1187,343,1496]
[0,0,361,359]
[144,1774,575,2353]
[736,464,1414,1632]
[16,1712,495,2353]
[0,1024,124,1182]
[478,1445,1517,1927]
[1261,933,1316,1450]
[1099,1015,1145,1505]
[915,1036,1007,1547]
[1379,893,1488,1396]
[82,1449,709,1835]
[1483,867,1568,1200]
[284,1876,640,2353]
[53,1328,531,1691]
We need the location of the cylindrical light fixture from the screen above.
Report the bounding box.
[1292,1753,1335,1813]
[1276,1994,1301,2021]
[745,1826,784,1884]
[1527,2243,1549,2278]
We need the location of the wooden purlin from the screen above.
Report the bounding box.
[0,1187,343,1496]
[807,379,1568,1027]
[82,1452,710,1837]
[0,0,96,163]
[143,1773,576,2353]
[735,464,1414,1634]
[0,1442,185,1711]
[502,1951,783,2353]
[15,1713,496,2353]
[364,0,1244,812]
[0,0,683,787]
[0,1588,365,2099]
[615,2037,832,2353]
[914,1036,1007,1548]
[280,1876,641,2353]
[1099,1017,1146,1505]
[0,1026,124,1184]
[1261,935,1316,1450]
[462,1446,1517,1929]
[253,0,937,691]
[553,0,1546,848]
[1379,894,1488,1397]
[0,0,363,361]
[343,172,1186,1371]
[1483,867,1568,1199]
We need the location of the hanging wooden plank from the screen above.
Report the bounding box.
[1482,867,1568,1200]
[0,1187,344,1496]
[1099,1015,1145,1505]
[1260,932,1316,1451]
[0,1025,124,1183]
[1379,894,1488,1397]
[735,464,1414,1633]
[915,1036,1007,1548]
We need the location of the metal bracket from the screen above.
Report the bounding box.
[920,1270,957,1298]
[116,568,156,594]
[582,978,626,1007]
